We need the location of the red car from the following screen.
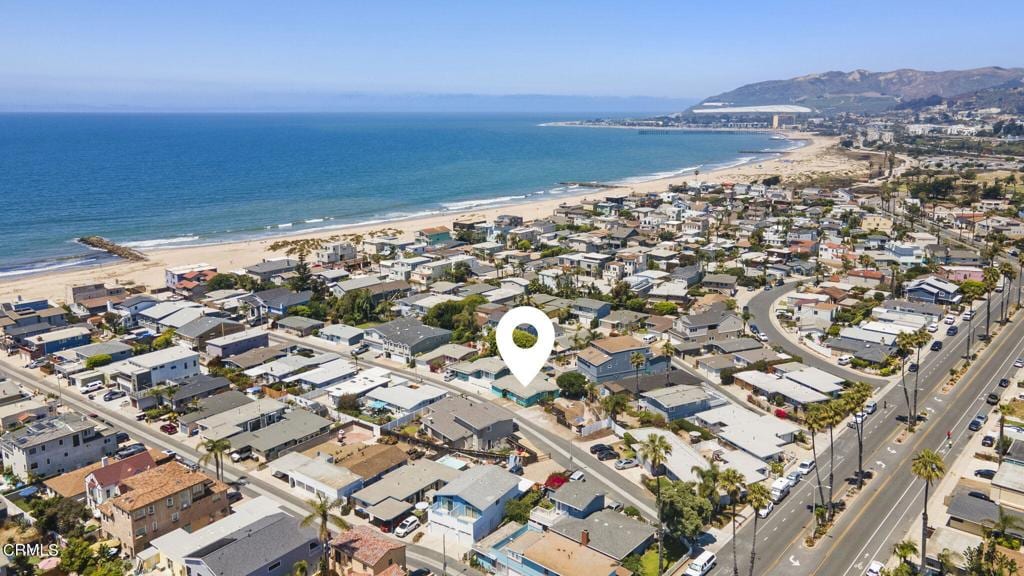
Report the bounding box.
[160,423,178,435]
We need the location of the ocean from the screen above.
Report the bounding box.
[0,113,792,276]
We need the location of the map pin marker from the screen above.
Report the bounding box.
[496,306,555,388]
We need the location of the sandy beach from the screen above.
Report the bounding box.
[0,132,862,304]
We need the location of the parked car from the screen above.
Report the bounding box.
[975,469,997,480]
[569,470,585,482]
[786,471,802,488]
[1015,358,1024,368]
[596,449,618,461]
[864,400,877,414]
[982,435,996,447]
[114,431,130,444]
[81,383,104,394]
[931,341,943,351]
[116,443,146,459]
[866,560,885,576]
[927,322,938,332]
[589,443,610,455]
[999,378,1010,388]
[614,458,638,470]
[944,315,956,325]
[757,500,774,518]
[947,326,959,336]
[394,516,420,538]
[227,491,243,503]
[987,392,1001,405]
[103,389,126,402]
[837,355,854,366]
[969,415,987,431]
[908,363,918,373]
[963,310,975,321]
[797,460,816,476]
[159,423,178,435]
[231,447,252,462]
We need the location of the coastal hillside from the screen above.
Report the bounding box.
[692,67,1024,114]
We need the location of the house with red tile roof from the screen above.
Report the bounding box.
[331,525,407,576]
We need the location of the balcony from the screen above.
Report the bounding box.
[527,505,564,529]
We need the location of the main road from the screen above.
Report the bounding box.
[710,282,1011,575]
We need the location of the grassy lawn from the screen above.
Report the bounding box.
[1003,399,1024,419]
[637,536,689,576]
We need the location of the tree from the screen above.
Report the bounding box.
[288,253,313,292]
[60,538,95,574]
[630,351,646,400]
[660,480,713,543]
[555,372,588,399]
[911,329,932,424]
[746,482,771,576]
[291,560,310,576]
[84,353,113,369]
[804,404,828,524]
[988,505,1024,545]
[600,393,629,423]
[661,341,676,383]
[207,273,239,291]
[640,433,673,576]
[934,547,961,576]
[718,468,746,576]
[822,399,845,518]
[199,437,232,481]
[651,301,678,315]
[893,538,918,568]
[984,266,1001,339]
[912,449,946,575]
[301,493,349,574]
[896,331,916,431]
[152,328,176,350]
[844,382,873,488]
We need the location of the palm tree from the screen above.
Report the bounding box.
[844,382,873,488]
[896,331,916,430]
[301,493,349,573]
[660,341,676,383]
[639,433,673,576]
[822,399,845,518]
[692,462,722,516]
[803,404,827,523]
[984,266,1001,339]
[291,560,309,576]
[600,393,629,423]
[912,449,946,575]
[1000,262,1015,323]
[911,329,932,424]
[746,482,771,576]
[198,438,232,481]
[988,505,1024,542]
[630,351,646,402]
[718,468,746,576]
[935,547,961,576]
[893,538,919,568]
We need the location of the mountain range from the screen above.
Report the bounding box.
[691,67,1024,114]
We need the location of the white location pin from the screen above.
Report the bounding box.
[496,306,555,388]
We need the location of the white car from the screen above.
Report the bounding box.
[865,560,885,576]
[797,460,816,476]
[864,400,877,414]
[1015,358,1024,368]
[394,516,420,538]
[944,315,956,325]
[757,501,774,518]
[927,322,938,332]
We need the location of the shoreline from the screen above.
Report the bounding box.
[0,131,858,303]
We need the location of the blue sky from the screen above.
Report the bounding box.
[2,0,1022,110]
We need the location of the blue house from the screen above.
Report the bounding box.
[428,465,524,545]
[904,276,962,305]
[576,335,668,384]
[23,326,92,358]
[490,374,559,407]
[550,481,605,518]
[638,386,725,422]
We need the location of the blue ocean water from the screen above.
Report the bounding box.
[0,113,789,276]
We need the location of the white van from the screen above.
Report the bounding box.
[837,354,853,366]
[641,334,659,345]
[770,477,790,503]
[683,551,717,576]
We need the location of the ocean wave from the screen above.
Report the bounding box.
[441,195,526,211]
[122,235,200,249]
[613,165,702,185]
[0,257,103,278]
[304,218,325,223]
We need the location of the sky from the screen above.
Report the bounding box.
[2,0,1022,111]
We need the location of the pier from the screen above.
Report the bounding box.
[77,236,149,262]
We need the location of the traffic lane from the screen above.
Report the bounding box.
[0,363,475,576]
[819,316,1024,576]
[720,314,999,576]
[747,282,888,386]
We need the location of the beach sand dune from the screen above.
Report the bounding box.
[0,133,862,304]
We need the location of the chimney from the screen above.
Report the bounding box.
[581,529,590,547]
